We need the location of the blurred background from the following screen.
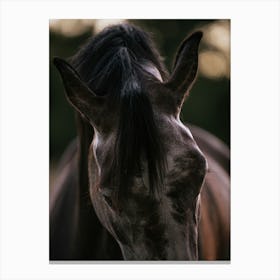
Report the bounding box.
[49,19,230,181]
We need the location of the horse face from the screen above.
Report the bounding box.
[54,29,206,260]
[89,113,207,260]
[88,32,206,260]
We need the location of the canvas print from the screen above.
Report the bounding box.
[49,19,230,261]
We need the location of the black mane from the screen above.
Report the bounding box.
[71,23,168,203]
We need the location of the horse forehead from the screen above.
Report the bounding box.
[159,118,207,166]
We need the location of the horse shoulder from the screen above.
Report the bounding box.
[199,156,230,260]
[50,140,79,260]
[189,125,230,260]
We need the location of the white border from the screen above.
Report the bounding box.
[0,1,279,280]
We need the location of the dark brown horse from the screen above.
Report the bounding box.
[50,23,230,260]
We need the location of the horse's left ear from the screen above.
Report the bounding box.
[53,57,107,132]
[164,31,203,107]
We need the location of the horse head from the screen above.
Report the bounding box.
[54,24,207,260]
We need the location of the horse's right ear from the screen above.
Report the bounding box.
[164,31,203,110]
[53,57,106,130]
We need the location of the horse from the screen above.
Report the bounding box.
[50,23,230,261]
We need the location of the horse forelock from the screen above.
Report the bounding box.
[70,23,168,92]
[70,23,168,205]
